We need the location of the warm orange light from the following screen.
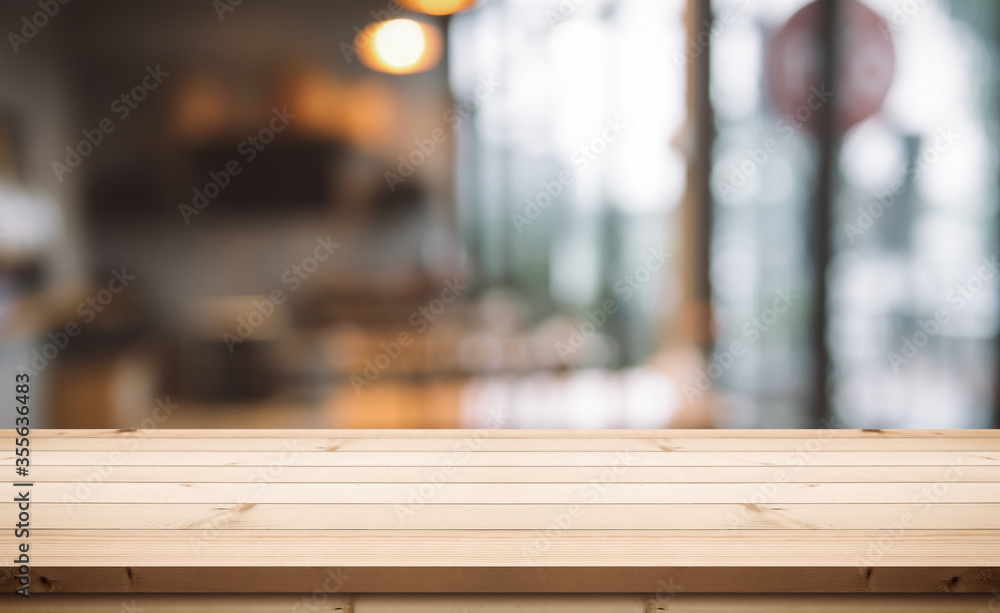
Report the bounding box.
[400,0,476,16]
[356,19,443,75]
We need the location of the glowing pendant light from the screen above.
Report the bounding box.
[356,18,443,75]
[399,0,476,16]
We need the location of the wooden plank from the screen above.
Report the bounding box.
[0,526,1000,568]
[26,481,1000,504]
[16,464,1000,483]
[5,593,998,612]
[5,530,1000,566]
[11,502,1000,530]
[8,436,1000,451]
[5,450,998,466]
[3,563,1000,593]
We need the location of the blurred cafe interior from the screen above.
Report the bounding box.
[1,0,999,430]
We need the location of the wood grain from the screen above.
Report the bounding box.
[5,450,998,466]
[1,429,998,595]
[2,593,998,612]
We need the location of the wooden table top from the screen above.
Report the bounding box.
[2,429,999,595]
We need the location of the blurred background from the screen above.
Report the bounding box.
[0,0,998,429]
